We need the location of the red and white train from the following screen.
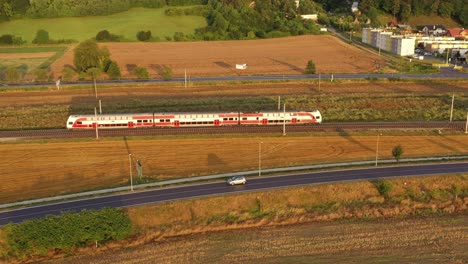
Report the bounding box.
[66,110,322,129]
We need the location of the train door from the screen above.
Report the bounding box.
[262,118,268,125]
[292,118,297,124]
[128,122,134,128]
[214,119,220,126]
[174,120,180,127]
[92,122,97,129]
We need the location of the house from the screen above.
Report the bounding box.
[351,2,359,13]
[447,28,468,40]
[418,25,447,36]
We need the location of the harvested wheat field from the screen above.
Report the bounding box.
[50,35,386,78]
[50,215,467,263]
[0,134,467,204]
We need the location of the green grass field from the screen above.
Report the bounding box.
[0,7,206,42]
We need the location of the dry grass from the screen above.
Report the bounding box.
[40,173,468,264]
[0,134,467,204]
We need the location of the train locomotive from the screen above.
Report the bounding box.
[66,110,322,129]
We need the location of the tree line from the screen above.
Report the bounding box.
[315,0,468,27]
[0,0,206,21]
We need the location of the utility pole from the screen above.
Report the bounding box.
[184,68,187,89]
[129,154,134,191]
[94,107,99,139]
[99,99,102,114]
[450,93,454,122]
[278,96,281,111]
[465,112,468,134]
[283,103,286,136]
[318,73,321,92]
[258,141,263,176]
[375,133,382,166]
[93,73,97,99]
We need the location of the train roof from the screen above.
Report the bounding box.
[68,110,320,118]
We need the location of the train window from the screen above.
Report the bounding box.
[223,118,228,121]
[137,120,142,123]
[242,117,247,120]
[316,116,320,119]
[166,119,170,122]
[160,119,164,122]
[77,121,82,124]
[256,117,259,120]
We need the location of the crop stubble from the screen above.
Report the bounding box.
[0,135,467,203]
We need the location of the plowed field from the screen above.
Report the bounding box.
[50,35,385,78]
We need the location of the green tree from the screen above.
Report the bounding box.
[73,39,110,72]
[32,29,49,44]
[133,66,150,79]
[398,3,412,22]
[392,145,403,161]
[107,61,121,79]
[305,60,316,74]
[86,67,102,80]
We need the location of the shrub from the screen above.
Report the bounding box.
[157,65,173,80]
[4,68,22,83]
[4,208,133,259]
[107,61,121,79]
[96,30,120,42]
[61,67,76,81]
[374,180,393,199]
[173,32,185,42]
[33,69,49,82]
[133,66,150,79]
[136,30,152,41]
[392,145,403,161]
[305,60,316,74]
[32,29,49,44]
[165,8,184,16]
[0,34,14,44]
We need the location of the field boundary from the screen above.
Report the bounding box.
[1,155,467,210]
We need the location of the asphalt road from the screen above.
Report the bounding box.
[1,162,467,226]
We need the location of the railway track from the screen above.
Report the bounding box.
[0,121,464,140]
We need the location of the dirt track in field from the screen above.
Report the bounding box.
[50,35,385,78]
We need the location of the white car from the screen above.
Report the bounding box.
[227,176,246,186]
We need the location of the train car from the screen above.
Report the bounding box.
[66,112,242,129]
[66,110,321,129]
[239,110,321,125]
[66,113,154,129]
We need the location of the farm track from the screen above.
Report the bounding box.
[0,121,464,139]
